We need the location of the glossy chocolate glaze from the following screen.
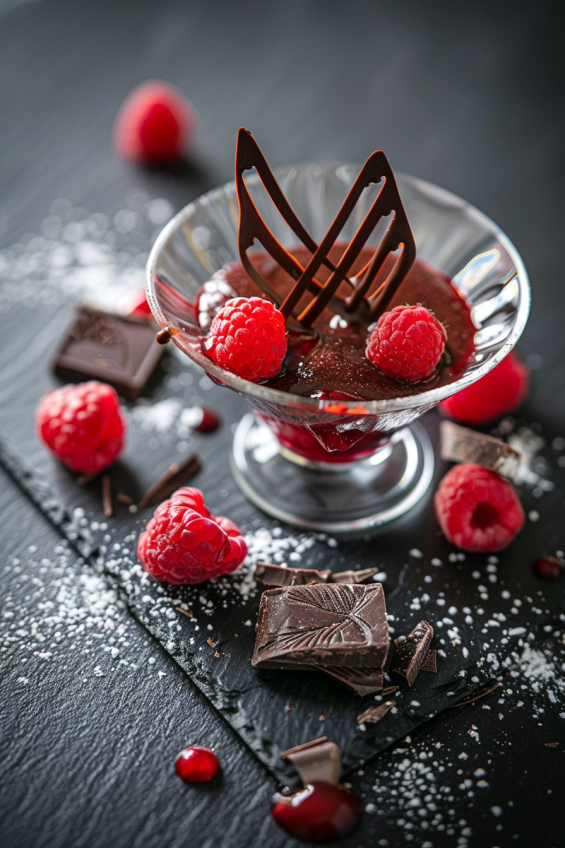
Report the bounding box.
[196,244,475,402]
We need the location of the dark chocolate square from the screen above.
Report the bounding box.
[52,304,164,400]
[252,583,388,669]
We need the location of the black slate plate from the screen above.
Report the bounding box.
[1,216,564,784]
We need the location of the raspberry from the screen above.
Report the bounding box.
[113,81,196,165]
[434,463,524,552]
[440,351,529,425]
[175,746,219,783]
[36,382,125,474]
[204,297,287,383]
[366,304,446,383]
[137,487,247,584]
[533,557,564,580]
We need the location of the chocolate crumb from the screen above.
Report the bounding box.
[545,742,559,748]
[156,327,172,345]
[101,474,113,518]
[206,637,215,648]
[116,492,133,505]
[357,700,396,726]
[381,685,400,697]
[391,621,434,686]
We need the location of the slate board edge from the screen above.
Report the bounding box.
[0,434,495,783]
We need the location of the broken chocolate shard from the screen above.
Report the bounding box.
[281,737,341,786]
[357,700,396,726]
[331,567,381,584]
[321,666,384,696]
[440,421,522,480]
[421,649,438,674]
[390,621,434,687]
[52,304,165,401]
[236,128,416,328]
[138,453,201,509]
[252,583,388,669]
[254,563,379,588]
[254,563,332,587]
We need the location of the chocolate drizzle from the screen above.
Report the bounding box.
[235,128,416,327]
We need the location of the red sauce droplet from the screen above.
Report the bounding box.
[195,407,220,433]
[175,746,219,783]
[271,781,360,841]
[533,556,565,580]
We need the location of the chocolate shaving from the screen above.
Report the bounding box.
[421,649,438,673]
[391,621,434,687]
[357,700,396,726]
[281,737,341,786]
[116,492,133,505]
[440,421,522,480]
[101,474,113,518]
[235,128,416,327]
[254,562,380,587]
[175,607,193,618]
[381,685,400,697]
[545,742,559,748]
[445,680,499,709]
[138,453,201,509]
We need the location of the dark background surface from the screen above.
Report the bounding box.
[1,1,565,847]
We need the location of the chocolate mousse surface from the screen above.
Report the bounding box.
[197,244,476,401]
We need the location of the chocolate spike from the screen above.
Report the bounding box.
[235,128,416,328]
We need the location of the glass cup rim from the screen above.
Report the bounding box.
[146,164,531,414]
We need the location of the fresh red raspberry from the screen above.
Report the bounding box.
[204,297,287,383]
[366,304,446,383]
[434,463,524,552]
[113,80,196,165]
[36,382,125,474]
[127,288,153,318]
[440,351,529,425]
[175,746,219,783]
[137,487,247,584]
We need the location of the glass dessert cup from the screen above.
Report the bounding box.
[146,163,530,532]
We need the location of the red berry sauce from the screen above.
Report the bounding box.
[533,556,565,580]
[175,746,219,783]
[271,781,360,841]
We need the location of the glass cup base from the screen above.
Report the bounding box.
[230,414,435,533]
